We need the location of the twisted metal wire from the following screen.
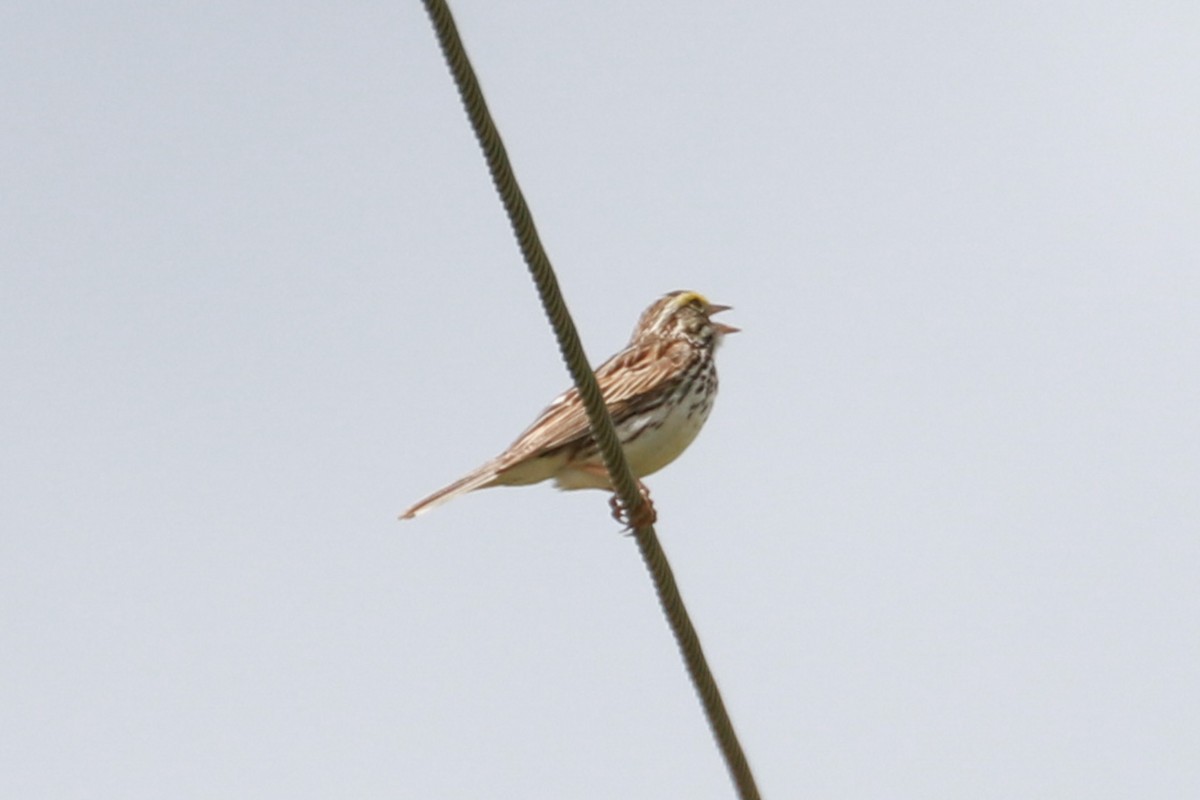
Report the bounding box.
[420,2,760,797]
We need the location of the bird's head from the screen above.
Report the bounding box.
[631,290,739,347]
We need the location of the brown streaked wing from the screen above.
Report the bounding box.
[492,340,690,469]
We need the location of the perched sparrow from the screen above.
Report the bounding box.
[401,290,737,523]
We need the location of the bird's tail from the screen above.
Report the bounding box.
[399,463,500,520]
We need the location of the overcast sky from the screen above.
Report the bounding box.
[3,2,1198,797]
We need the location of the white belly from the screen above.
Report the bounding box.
[551,360,719,491]
[620,389,712,477]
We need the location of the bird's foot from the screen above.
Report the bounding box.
[609,482,657,532]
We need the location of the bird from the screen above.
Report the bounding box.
[400,290,737,525]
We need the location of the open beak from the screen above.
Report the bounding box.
[706,303,740,334]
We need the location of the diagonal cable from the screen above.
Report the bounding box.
[419,2,760,798]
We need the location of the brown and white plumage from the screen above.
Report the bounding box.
[400,291,737,520]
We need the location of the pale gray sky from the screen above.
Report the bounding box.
[3,2,1198,797]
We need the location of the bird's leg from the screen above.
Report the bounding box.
[609,481,657,531]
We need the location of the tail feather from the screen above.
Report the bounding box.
[399,464,500,520]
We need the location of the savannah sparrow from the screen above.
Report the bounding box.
[399,290,737,523]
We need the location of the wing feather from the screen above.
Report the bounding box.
[494,340,689,468]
